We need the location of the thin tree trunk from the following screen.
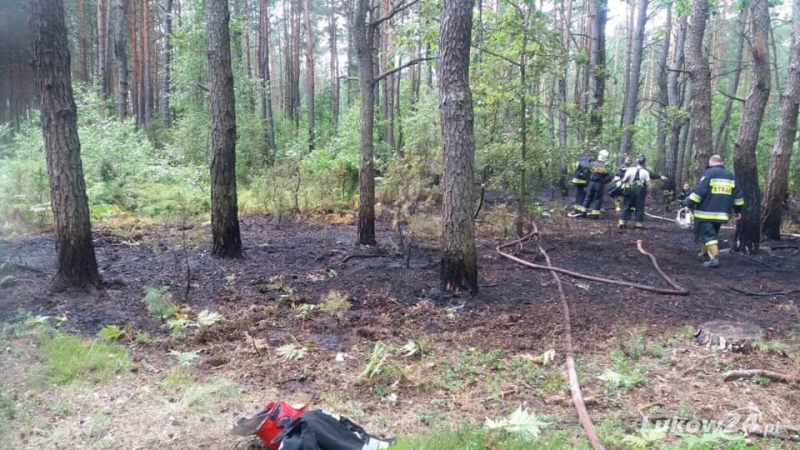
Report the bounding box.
[207,0,242,258]
[129,0,141,127]
[162,0,172,128]
[114,0,129,119]
[329,0,339,129]
[515,5,532,237]
[733,0,771,253]
[712,11,746,158]
[143,0,152,124]
[588,0,607,140]
[654,4,671,180]
[439,0,478,294]
[618,0,649,156]
[304,0,315,150]
[30,0,101,289]
[666,17,687,183]
[97,0,110,99]
[259,0,277,160]
[686,0,712,181]
[763,0,800,240]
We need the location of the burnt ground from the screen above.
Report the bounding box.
[1,200,800,447]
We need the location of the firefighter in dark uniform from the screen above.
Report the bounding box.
[618,154,651,229]
[570,151,593,215]
[685,154,744,268]
[609,155,633,211]
[580,149,613,218]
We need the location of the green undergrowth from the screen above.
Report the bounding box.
[1,310,130,386]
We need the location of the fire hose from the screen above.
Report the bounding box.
[495,224,690,450]
[496,233,689,296]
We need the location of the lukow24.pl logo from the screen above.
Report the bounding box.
[640,406,784,439]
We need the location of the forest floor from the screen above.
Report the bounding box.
[1,198,800,449]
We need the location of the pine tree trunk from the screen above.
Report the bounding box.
[733,0,770,253]
[686,0,711,181]
[30,0,101,289]
[654,5,671,180]
[666,17,687,183]
[354,0,376,245]
[259,0,277,161]
[712,12,746,158]
[113,0,128,119]
[207,0,242,258]
[762,0,800,240]
[162,0,172,128]
[304,0,315,150]
[97,0,110,99]
[329,0,339,129]
[588,0,607,140]
[618,0,649,156]
[439,0,478,295]
[129,0,140,127]
[143,0,152,124]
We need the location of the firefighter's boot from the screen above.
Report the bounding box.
[703,244,720,268]
[698,243,708,261]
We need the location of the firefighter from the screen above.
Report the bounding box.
[685,154,744,268]
[609,155,633,212]
[579,149,613,218]
[570,150,592,215]
[618,154,651,230]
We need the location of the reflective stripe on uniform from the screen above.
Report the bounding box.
[734,198,744,206]
[694,210,730,221]
[705,240,718,246]
[688,192,702,203]
[572,178,587,184]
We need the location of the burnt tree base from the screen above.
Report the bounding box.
[440,257,478,295]
[695,320,763,353]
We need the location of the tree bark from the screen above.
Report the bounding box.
[259,0,277,161]
[686,0,712,181]
[207,0,242,258]
[733,0,770,254]
[113,0,128,119]
[143,0,152,124]
[97,0,110,99]
[439,0,478,295]
[588,0,607,140]
[329,0,339,129]
[162,0,173,128]
[353,0,377,245]
[762,0,800,240]
[618,0,649,156]
[30,0,101,289]
[129,0,140,126]
[666,17,687,184]
[515,5,532,237]
[654,4,671,180]
[304,0,315,150]
[712,12,746,158]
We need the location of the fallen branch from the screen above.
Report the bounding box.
[722,369,797,383]
[729,286,800,297]
[0,261,47,274]
[341,253,383,264]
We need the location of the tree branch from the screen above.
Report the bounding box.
[470,44,521,67]
[717,88,745,103]
[374,57,432,83]
[371,0,419,27]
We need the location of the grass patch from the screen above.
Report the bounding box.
[34,330,130,385]
[394,424,576,450]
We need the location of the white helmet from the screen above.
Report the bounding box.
[597,149,609,162]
